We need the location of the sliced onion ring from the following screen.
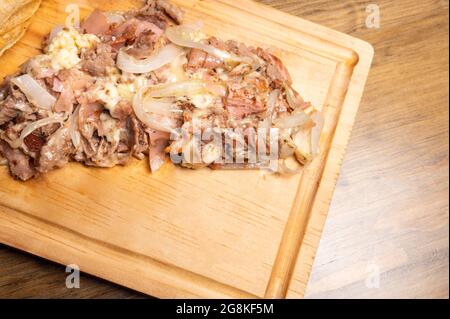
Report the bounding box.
[105,12,125,24]
[166,24,250,65]
[69,105,81,149]
[284,85,305,110]
[142,99,182,117]
[273,111,310,129]
[311,111,324,156]
[10,115,65,149]
[147,80,210,98]
[133,88,178,134]
[11,74,56,110]
[117,44,185,74]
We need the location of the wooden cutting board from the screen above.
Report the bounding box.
[0,0,373,298]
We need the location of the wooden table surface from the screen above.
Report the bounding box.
[0,0,448,299]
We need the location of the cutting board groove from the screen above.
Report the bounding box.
[0,0,373,298]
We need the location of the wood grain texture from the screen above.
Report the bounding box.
[0,0,373,299]
[0,0,447,299]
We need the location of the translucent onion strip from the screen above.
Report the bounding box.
[311,111,324,156]
[166,24,249,65]
[116,44,185,74]
[69,105,81,149]
[148,80,210,98]
[11,115,64,149]
[11,74,56,110]
[133,88,178,134]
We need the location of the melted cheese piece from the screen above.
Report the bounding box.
[46,27,100,71]
[190,93,215,109]
[92,82,121,112]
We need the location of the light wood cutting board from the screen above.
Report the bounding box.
[0,0,373,298]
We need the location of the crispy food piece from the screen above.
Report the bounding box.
[0,0,41,34]
[0,0,31,22]
[0,0,41,57]
[0,20,30,56]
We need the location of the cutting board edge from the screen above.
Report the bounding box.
[0,0,375,299]
[287,37,374,299]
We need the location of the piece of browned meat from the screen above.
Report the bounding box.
[81,9,110,36]
[81,43,116,76]
[0,140,37,181]
[37,127,74,173]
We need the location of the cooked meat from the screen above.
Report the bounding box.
[54,86,75,113]
[126,29,164,59]
[37,127,74,173]
[0,0,317,180]
[110,18,163,48]
[57,68,94,95]
[0,80,36,126]
[155,0,184,24]
[23,132,45,154]
[0,140,37,181]
[110,100,133,120]
[0,97,21,125]
[81,43,116,76]
[129,115,149,159]
[81,9,110,36]
[225,81,267,120]
[148,129,169,172]
[138,0,183,28]
[256,48,292,85]
[187,48,224,71]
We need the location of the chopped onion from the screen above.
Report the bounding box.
[117,44,185,74]
[273,111,310,129]
[11,74,56,110]
[70,105,81,150]
[11,115,64,149]
[133,88,178,134]
[311,111,324,156]
[166,24,248,65]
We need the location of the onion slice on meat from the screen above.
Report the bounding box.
[69,105,81,150]
[105,12,125,24]
[117,44,185,74]
[310,111,324,156]
[11,74,56,110]
[273,110,310,129]
[142,99,182,117]
[10,114,65,149]
[284,85,305,110]
[148,80,210,98]
[133,88,179,134]
[166,24,249,65]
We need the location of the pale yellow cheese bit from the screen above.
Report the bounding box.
[46,27,100,71]
[92,81,121,113]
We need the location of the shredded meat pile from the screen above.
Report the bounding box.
[0,0,319,181]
